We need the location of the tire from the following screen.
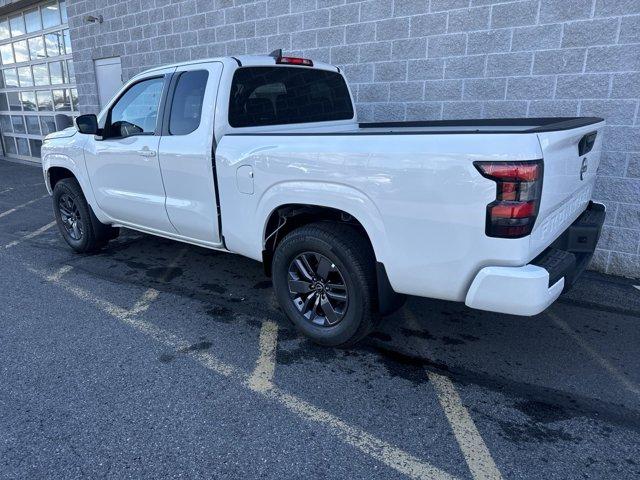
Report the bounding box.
[272,222,378,348]
[52,177,119,253]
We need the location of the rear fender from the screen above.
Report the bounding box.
[224,180,391,266]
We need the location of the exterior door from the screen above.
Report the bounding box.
[85,71,177,233]
[157,62,223,245]
[94,57,123,109]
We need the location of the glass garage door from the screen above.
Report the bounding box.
[0,0,76,162]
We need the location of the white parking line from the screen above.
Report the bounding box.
[547,311,640,397]
[46,265,73,282]
[403,310,502,480]
[29,263,458,480]
[4,221,56,249]
[634,285,640,292]
[248,320,279,392]
[0,194,48,219]
[0,183,44,195]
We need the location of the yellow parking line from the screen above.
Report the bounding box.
[403,309,502,480]
[29,263,459,480]
[126,247,188,315]
[547,311,640,396]
[0,195,48,219]
[428,372,503,480]
[4,221,56,249]
[248,320,279,392]
[265,387,457,480]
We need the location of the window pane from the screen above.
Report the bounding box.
[0,19,10,41]
[0,114,12,132]
[36,90,53,110]
[169,70,208,135]
[13,40,28,63]
[53,88,70,110]
[26,115,40,134]
[7,91,20,110]
[11,115,25,133]
[3,68,18,87]
[28,36,45,60]
[9,14,25,37]
[40,115,55,134]
[21,91,36,111]
[29,138,42,157]
[55,113,72,130]
[63,29,71,54]
[0,93,7,111]
[17,66,32,86]
[66,59,74,81]
[0,43,14,64]
[61,59,68,83]
[60,0,68,23]
[109,77,164,137]
[45,33,61,57]
[16,136,30,156]
[24,8,42,33]
[3,135,17,154]
[49,61,63,84]
[33,63,48,85]
[229,67,354,127]
[70,87,77,109]
[42,2,61,29]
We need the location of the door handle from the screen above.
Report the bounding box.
[137,149,156,157]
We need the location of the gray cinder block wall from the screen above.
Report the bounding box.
[67,0,640,278]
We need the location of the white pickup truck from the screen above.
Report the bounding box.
[42,52,606,347]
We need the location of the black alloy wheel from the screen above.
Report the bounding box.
[287,251,349,327]
[58,192,84,241]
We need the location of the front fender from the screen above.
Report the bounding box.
[41,137,110,224]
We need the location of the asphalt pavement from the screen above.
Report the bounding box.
[1,159,639,479]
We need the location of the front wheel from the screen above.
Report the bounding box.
[272,222,378,348]
[52,178,118,253]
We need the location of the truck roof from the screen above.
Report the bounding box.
[135,54,341,78]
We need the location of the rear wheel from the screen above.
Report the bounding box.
[272,222,378,347]
[52,178,119,253]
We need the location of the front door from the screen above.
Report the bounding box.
[85,71,177,233]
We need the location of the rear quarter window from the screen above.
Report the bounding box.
[228,66,353,128]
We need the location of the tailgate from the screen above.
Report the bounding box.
[529,120,605,256]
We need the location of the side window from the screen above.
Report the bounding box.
[169,70,208,135]
[108,76,164,138]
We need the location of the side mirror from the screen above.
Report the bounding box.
[75,114,99,135]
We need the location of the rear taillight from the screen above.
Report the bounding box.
[474,160,543,238]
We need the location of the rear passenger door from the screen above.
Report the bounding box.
[158,62,224,246]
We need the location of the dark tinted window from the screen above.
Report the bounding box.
[229,67,353,128]
[169,70,208,135]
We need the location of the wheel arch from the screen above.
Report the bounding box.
[47,166,76,192]
[43,152,110,224]
[261,203,403,316]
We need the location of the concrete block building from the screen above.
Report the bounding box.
[0,0,638,276]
